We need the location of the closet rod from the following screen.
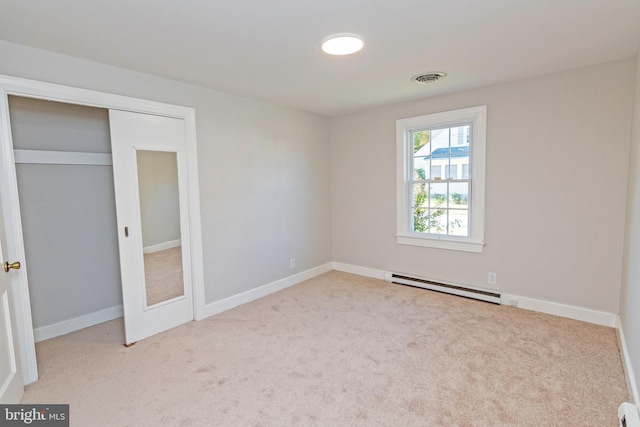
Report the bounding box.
[14,149,112,166]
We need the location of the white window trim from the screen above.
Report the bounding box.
[396,105,487,253]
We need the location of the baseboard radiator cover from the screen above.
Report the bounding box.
[384,272,501,304]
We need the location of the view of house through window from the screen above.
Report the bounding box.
[396,105,486,253]
[411,124,471,236]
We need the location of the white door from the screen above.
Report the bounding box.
[0,201,24,403]
[109,110,193,345]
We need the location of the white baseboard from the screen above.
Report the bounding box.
[331,262,386,280]
[143,239,181,254]
[332,262,617,327]
[203,263,333,318]
[33,305,123,343]
[617,316,640,404]
[501,293,617,327]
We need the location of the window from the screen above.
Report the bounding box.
[461,163,469,179]
[396,105,487,253]
[430,164,441,179]
[445,164,458,179]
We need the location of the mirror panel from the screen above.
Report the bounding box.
[136,150,184,307]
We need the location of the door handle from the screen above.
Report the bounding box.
[4,261,20,272]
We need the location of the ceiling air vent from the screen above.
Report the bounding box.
[411,72,446,84]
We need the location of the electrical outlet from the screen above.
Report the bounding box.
[290,258,296,269]
[488,272,497,285]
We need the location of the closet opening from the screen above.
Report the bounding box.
[0,74,205,386]
[8,95,192,349]
[8,96,125,343]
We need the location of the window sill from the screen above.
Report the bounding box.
[396,234,485,253]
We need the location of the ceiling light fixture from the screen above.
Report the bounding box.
[321,33,364,56]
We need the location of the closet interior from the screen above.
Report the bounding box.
[9,96,122,340]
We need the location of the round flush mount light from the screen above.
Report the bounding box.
[321,33,364,56]
[411,72,447,84]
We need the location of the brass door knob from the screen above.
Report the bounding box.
[3,261,20,273]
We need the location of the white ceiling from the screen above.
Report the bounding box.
[1,0,639,116]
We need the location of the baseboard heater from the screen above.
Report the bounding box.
[384,272,501,304]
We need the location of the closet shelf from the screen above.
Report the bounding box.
[13,149,112,166]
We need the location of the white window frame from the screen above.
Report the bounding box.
[396,105,487,253]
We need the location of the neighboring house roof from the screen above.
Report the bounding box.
[423,146,469,160]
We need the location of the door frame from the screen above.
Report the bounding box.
[0,74,206,385]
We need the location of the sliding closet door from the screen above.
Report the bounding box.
[109,110,193,345]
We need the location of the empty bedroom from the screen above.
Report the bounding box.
[0,1,640,426]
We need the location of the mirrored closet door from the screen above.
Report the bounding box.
[110,110,193,345]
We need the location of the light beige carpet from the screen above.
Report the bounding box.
[22,271,628,426]
[144,246,183,306]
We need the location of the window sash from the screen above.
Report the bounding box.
[408,178,471,237]
[408,124,472,238]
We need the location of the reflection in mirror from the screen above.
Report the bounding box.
[136,150,184,307]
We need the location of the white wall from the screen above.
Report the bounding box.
[620,51,640,400]
[0,41,332,305]
[330,59,634,314]
[137,151,181,249]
